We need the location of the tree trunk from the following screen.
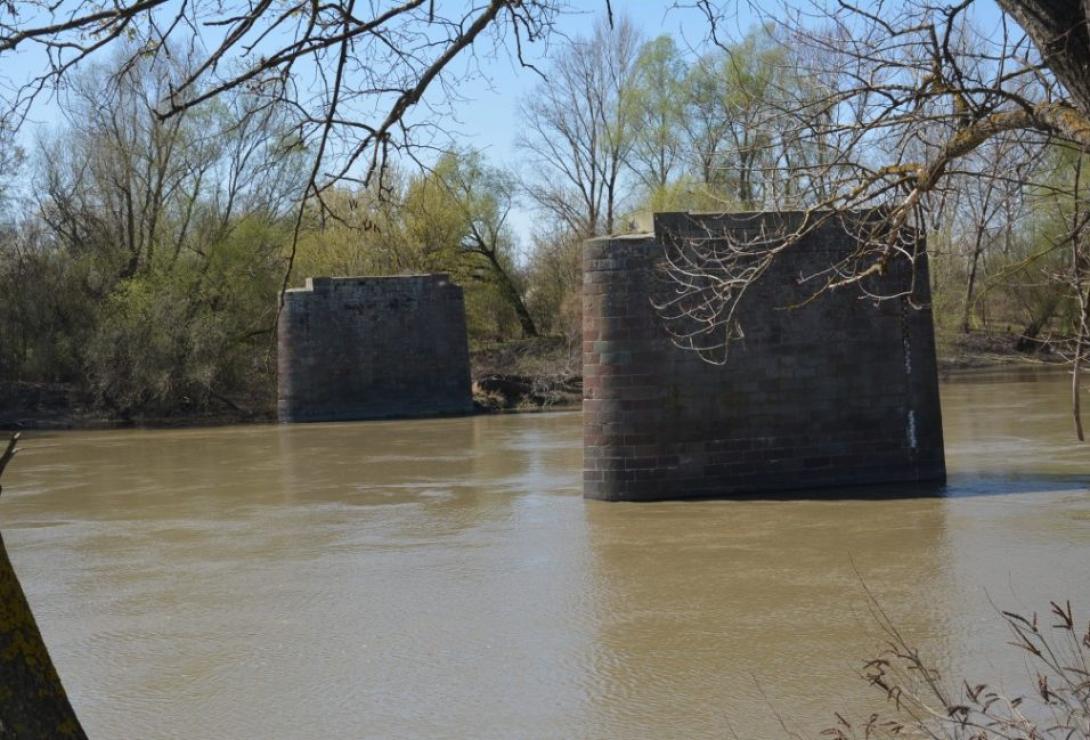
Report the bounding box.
[998,0,1090,118]
[509,290,539,339]
[0,435,87,739]
[1016,293,1061,352]
[961,237,985,334]
[1073,285,1089,441]
[481,250,538,338]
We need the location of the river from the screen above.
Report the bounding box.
[3,367,1088,738]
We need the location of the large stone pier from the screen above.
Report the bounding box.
[277,275,473,422]
[583,212,946,501]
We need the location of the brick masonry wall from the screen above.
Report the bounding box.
[278,275,473,422]
[583,212,946,501]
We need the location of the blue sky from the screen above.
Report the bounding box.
[2,2,725,246]
[3,0,1007,248]
[448,2,742,160]
[444,1,748,244]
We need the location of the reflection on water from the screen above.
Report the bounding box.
[2,367,1089,738]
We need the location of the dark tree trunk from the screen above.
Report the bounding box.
[998,0,1090,117]
[474,240,539,339]
[0,435,87,739]
[1016,294,1061,352]
[961,234,986,334]
[509,290,540,339]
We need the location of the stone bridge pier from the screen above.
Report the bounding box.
[582,212,946,501]
[277,274,473,423]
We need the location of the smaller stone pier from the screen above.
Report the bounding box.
[277,275,473,422]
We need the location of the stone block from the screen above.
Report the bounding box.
[582,212,946,501]
[278,274,473,422]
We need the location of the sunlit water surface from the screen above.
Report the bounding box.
[3,367,1089,738]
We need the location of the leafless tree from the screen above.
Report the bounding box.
[2,1,561,188]
[654,2,1090,381]
[517,14,643,237]
[1018,149,1090,439]
[1060,172,1090,441]
[942,137,1038,334]
[0,0,567,293]
[0,117,21,216]
[36,46,303,284]
[0,433,87,737]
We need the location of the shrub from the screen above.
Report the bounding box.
[827,600,1090,739]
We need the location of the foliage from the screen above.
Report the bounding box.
[516,21,844,345]
[0,46,547,418]
[524,228,584,343]
[293,150,535,343]
[628,35,687,193]
[7,5,1090,421]
[0,50,297,415]
[84,217,284,416]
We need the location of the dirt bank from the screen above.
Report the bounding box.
[0,330,1064,430]
[0,381,273,431]
[935,329,1065,372]
[470,336,582,412]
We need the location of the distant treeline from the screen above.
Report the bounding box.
[0,18,1085,418]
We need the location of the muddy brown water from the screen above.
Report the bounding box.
[3,367,1089,738]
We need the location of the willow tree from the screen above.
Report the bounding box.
[424,151,538,339]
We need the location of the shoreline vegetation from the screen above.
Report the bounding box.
[0,330,1068,431]
[4,16,1090,439]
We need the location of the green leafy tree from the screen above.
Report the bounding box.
[627,36,687,193]
[402,152,535,340]
[682,28,800,206]
[431,152,537,338]
[2,48,303,414]
[293,150,535,342]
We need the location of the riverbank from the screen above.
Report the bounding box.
[0,381,274,430]
[470,336,581,412]
[0,336,582,430]
[0,330,1063,430]
[935,329,1065,372]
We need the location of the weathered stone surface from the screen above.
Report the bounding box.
[278,275,473,422]
[583,212,946,501]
